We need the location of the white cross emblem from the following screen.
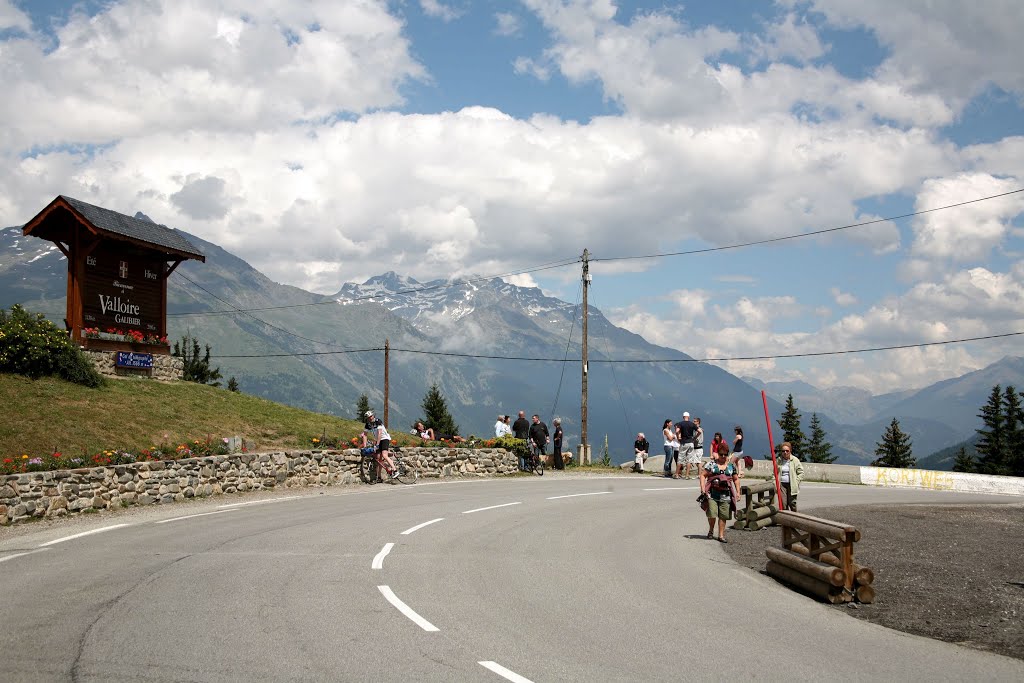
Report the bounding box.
[119,261,128,278]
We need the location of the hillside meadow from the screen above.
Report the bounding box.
[0,374,409,458]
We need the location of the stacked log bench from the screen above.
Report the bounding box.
[766,511,875,604]
[733,480,778,531]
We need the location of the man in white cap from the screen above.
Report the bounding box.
[675,411,696,479]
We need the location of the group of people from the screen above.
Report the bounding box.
[494,411,567,470]
[630,414,747,481]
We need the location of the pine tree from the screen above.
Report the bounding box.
[420,383,459,437]
[355,394,371,421]
[805,412,837,463]
[952,446,975,473]
[871,417,915,468]
[975,385,1007,475]
[1002,386,1023,477]
[172,333,222,387]
[776,394,805,458]
[227,376,239,392]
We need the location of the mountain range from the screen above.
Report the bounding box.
[2,218,1015,468]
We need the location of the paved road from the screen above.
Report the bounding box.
[2,475,1023,682]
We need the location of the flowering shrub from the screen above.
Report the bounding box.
[95,327,168,345]
[0,305,104,387]
[1,437,236,475]
[309,435,345,449]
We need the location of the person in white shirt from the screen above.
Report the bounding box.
[495,414,512,437]
[360,410,396,481]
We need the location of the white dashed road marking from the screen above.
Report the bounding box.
[378,585,440,632]
[372,543,395,569]
[38,524,131,547]
[462,502,522,514]
[546,492,612,500]
[217,496,302,509]
[479,661,535,683]
[401,518,444,535]
[155,509,238,524]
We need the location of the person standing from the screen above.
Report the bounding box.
[732,426,745,477]
[495,414,512,438]
[633,432,650,472]
[684,417,704,479]
[701,441,739,542]
[512,411,531,470]
[661,419,678,477]
[675,412,696,479]
[528,414,550,465]
[778,441,803,511]
[552,418,565,470]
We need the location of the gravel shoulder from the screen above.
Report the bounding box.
[721,502,1024,661]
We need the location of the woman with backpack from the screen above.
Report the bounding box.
[700,441,740,543]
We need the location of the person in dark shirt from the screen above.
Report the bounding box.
[633,432,650,472]
[528,414,550,461]
[552,418,565,470]
[512,410,531,469]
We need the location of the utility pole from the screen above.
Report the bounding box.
[581,249,590,463]
[384,338,390,429]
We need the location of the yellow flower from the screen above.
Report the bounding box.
[22,454,28,459]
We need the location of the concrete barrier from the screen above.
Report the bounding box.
[861,466,1024,495]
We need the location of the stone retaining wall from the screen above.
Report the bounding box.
[0,447,518,525]
[82,349,184,381]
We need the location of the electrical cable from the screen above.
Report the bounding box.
[589,188,1024,263]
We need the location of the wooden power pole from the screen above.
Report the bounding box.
[384,338,390,429]
[581,249,590,462]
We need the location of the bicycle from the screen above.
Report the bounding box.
[519,442,544,476]
[359,446,418,485]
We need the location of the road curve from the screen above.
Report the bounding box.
[2,476,1022,682]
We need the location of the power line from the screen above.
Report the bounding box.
[590,188,1024,263]
[208,330,1024,362]
[173,271,357,349]
[168,257,581,318]
[549,279,583,419]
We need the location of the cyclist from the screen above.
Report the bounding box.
[360,410,396,481]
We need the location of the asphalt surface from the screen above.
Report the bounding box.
[2,475,1024,682]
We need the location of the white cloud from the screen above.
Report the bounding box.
[0,0,31,32]
[830,287,857,306]
[420,0,461,22]
[495,12,523,37]
[750,13,828,64]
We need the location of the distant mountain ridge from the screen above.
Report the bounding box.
[3,218,1009,465]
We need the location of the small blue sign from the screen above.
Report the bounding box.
[116,352,154,369]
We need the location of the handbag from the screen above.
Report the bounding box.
[696,491,709,512]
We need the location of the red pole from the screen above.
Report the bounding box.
[762,390,784,505]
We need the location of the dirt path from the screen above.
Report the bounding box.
[722,503,1024,661]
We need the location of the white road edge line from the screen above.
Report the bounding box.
[462,502,522,514]
[155,509,238,524]
[479,661,535,683]
[546,492,612,500]
[377,585,440,632]
[372,543,395,569]
[0,548,51,564]
[401,518,444,535]
[217,496,302,509]
[38,524,131,547]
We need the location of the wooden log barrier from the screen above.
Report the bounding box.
[744,518,773,531]
[765,561,844,604]
[790,542,875,585]
[766,547,846,587]
[776,511,860,543]
[740,504,778,522]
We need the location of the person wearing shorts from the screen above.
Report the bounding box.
[675,412,696,479]
[684,417,703,479]
[360,410,396,481]
[701,441,739,543]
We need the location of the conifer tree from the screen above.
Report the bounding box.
[420,383,459,437]
[952,446,975,473]
[776,394,805,458]
[227,376,239,392]
[872,417,915,468]
[805,412,837,463]
[975,385,1007,475]
[1002,386,1023,477]
[355,394,371,421]
[173,333,222,387]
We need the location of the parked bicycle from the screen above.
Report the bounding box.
[360,446,418,485]
[520,442,544,476]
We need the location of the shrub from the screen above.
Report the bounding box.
[0,305,104,387]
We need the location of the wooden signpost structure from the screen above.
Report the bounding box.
[22,196,205,356]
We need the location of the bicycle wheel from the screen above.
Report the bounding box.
[359,455,377,484]
[394,458,418,485]
[533,455,544,476]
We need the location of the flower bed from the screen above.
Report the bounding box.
[1,437,239,476]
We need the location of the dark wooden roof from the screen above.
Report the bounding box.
[22,195,206,262]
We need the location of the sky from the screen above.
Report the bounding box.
[2,0,1023,395]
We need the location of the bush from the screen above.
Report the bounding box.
[0,305,104,387]
[490,435,531,459]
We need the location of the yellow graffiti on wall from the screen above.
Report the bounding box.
[874,467,955,490]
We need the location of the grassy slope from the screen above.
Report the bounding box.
[0,373,413,457]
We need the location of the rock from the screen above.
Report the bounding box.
[138,494,155,505]
[0,484,17,498]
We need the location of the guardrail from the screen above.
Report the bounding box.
[766,511,875,604]
[733,480,778,531]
